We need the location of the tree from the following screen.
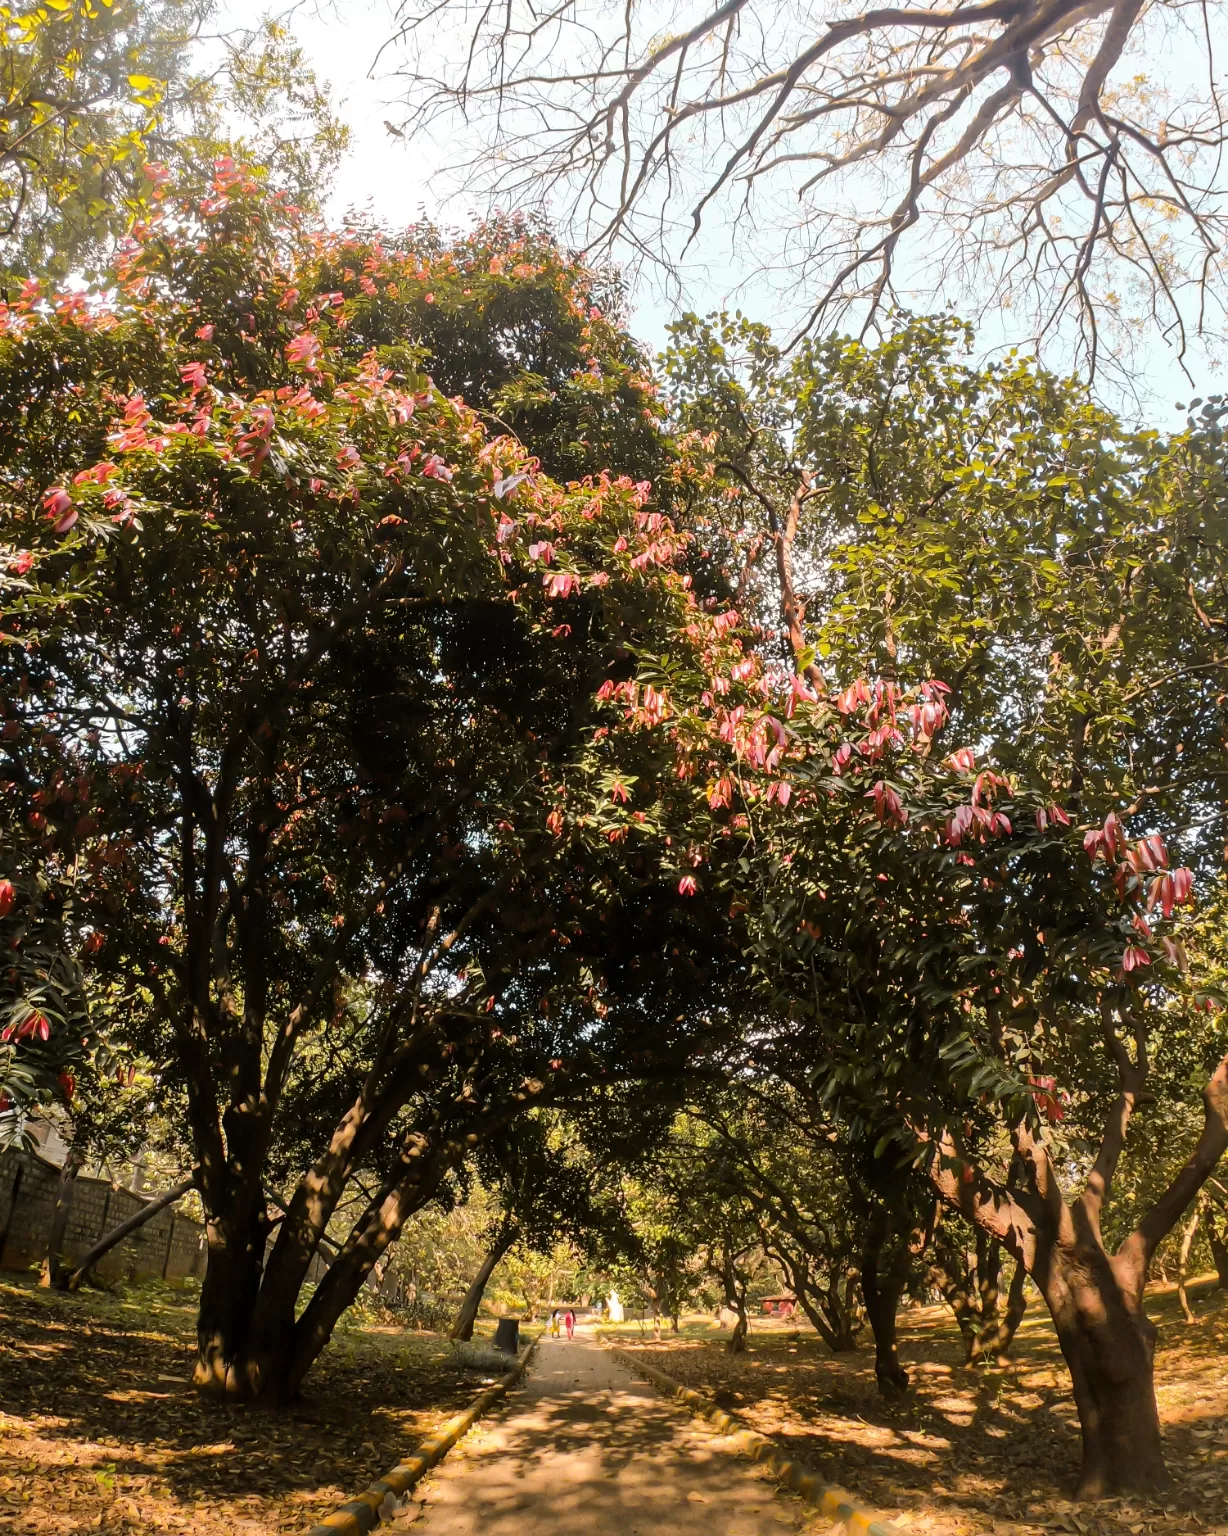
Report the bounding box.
[1,1,346,286]
[718,668,1225,1491]
[4,164,750,1398]
[686,1089,867,1354]
[384,0,1228,380]
[662,311,1228,873]
[928,1207,1029,1364]
[450,1112,612,1337]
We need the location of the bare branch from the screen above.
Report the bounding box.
[385,0,1228,380]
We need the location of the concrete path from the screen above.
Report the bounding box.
[392,1328,819,1536]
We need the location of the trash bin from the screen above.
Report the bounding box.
[493,1317,520,1354]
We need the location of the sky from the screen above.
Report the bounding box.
[215,0,1222,425]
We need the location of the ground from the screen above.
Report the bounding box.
[0,1276,475,1536]
[605,1276,1228,1536]
[393,1330,822,1536]
[1,1273,1225,1536]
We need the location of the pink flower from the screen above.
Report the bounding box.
[609,779,630,804]
[545,571,578,599]
[1122,945,1151,973]
[179,361,208,392]
[336,444,360,470]
[421,454,453,482]
[678,875,697,896]
[527,540,555,563]
[195,323,215,340]
[834,679,871,716]
[1028,1075,1066,1124]
[1171,866,1194,904]
[8,552,33,576]
[943,747,976,774]
[0,880,14,916]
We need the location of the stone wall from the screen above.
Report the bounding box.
[0,1149,333,1287]
[0,1149,206,1282]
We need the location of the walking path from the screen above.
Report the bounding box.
[391,1327,821,1536]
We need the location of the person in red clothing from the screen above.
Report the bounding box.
[564,1308,575,1340]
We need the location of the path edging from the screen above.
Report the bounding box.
[307,1334,537,1536]
[606,1344,906,1536]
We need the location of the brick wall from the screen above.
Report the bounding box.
[0,1149,206,1282]
[0,1149,332,1287]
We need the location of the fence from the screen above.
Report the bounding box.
[0,1147,208,1282]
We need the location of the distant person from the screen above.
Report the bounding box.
[550,1308,560,1337]
[565,1308,575,1340]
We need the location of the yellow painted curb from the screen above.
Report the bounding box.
[307,1334,538,1536]
[608,1345,908,1536]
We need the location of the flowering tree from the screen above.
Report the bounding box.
[649,315,1228,1488]
[0,162,748,1397]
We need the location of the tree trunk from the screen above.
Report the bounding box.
[719,1247,749,1354]
[1176,1206,1199,1324]
[451,1222,518,1341]
[39,1151,82,1288]
[1039,1244,1165,1499]
[927,1042,1228,1497]
[768,1239,859,1352]
[193,1182,271,1397]
[64,1177,194,1291]
[1211,1204,1228,1290]
[278,1141,461,1398]
[860,1210,909,1395]
[973,1257,1027,1363]
[861,1263,908,1395]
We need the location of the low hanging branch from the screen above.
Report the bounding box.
[63,1177,195,1292]
[385,0,1228,380]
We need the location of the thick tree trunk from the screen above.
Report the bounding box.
[40,1151,82,1288]
[927,1041,1228,1498]
[861,1264,908,1395]
[451,1222,518,1341]
[64,1177,193,1291]
[193,1182,271,1397]
[1039,1246,1164,1499]
[276,1139,464,1398]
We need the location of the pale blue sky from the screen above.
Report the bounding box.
[218,0,1223,425]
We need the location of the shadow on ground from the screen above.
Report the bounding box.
[0,1276,475,1536]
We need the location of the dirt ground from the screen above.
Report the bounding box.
[0,1276,477,1536]
[607,1275,1228,1536]
[2,1272,1224,1536]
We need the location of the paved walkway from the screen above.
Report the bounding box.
[392,1328,819,1536]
